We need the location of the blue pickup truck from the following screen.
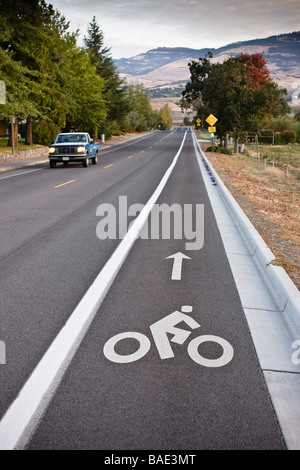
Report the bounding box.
[49,132,100,168]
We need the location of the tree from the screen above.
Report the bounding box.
[0,0,47,145]
[83,16,112,80]
[0,42,41,147]
[0,0,71,143]
[61,47,106,137]
[84,17,128,137]
[0,1,107,144]
[182,53,289,150]
[159,104,173,130]
[1,4,158,146]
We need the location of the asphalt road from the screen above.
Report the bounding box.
[0,128,286,450]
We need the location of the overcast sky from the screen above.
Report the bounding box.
[49,0,300,59]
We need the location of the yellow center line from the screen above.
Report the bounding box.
[104,164,114,168]
[140,150,144,154]
[127,156,133,159]
[54,180,76,189]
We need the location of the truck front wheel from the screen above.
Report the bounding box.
[92,152,98,164]
[82,156,89,167]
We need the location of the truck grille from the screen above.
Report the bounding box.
[59,147,77,154]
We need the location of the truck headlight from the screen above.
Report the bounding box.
[49,147,56,154]
[77,146,86,153]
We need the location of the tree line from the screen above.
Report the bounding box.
[0,1,172,147]
[180,52,291,151]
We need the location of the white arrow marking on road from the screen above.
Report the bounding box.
[166,252,191,280]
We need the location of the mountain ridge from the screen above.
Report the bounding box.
[114,31,300,94]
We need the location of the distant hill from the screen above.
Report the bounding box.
[114,31,300,96]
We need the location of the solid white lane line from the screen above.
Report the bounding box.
[100,131,160,155]
[0,131,187,450]
[0,168,43,180]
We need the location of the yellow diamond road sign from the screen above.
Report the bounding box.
[206,114,218,127]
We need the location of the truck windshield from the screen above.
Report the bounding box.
[56,134,87,143]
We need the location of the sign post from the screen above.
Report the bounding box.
[206,115,218,150]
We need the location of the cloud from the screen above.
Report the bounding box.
[49,0,300,58]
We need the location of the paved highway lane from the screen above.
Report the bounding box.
[0,131,163,260]
[0,130,180,417]
[0,129,285,450]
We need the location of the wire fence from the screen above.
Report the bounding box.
[195,130,300,180]
[243,142,300,180]
[243,134,298,175]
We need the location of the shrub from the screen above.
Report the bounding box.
[274,132,282,145]
[206,145,232,155]
[281,129,297,144]
[100,120,123,140]
[290,120,300,143]
[32,120,61,146]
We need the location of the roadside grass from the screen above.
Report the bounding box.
[203,145,300,289]
[197,131,216,141]
[194,130,300,168]
[245,142,300,168]
[0,137,44,155]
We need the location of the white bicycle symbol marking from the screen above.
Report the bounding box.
[103,306,234,368]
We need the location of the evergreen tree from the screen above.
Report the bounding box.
[0,0,47,144]
[0,4,158,145]
[83,16,112,80]
[0,1,106,144]
[84,16,129,138]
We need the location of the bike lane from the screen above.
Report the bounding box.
[26,133,286,450]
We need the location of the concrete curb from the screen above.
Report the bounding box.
[193,133,300,340]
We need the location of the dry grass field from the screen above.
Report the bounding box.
[200,142,300,290]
